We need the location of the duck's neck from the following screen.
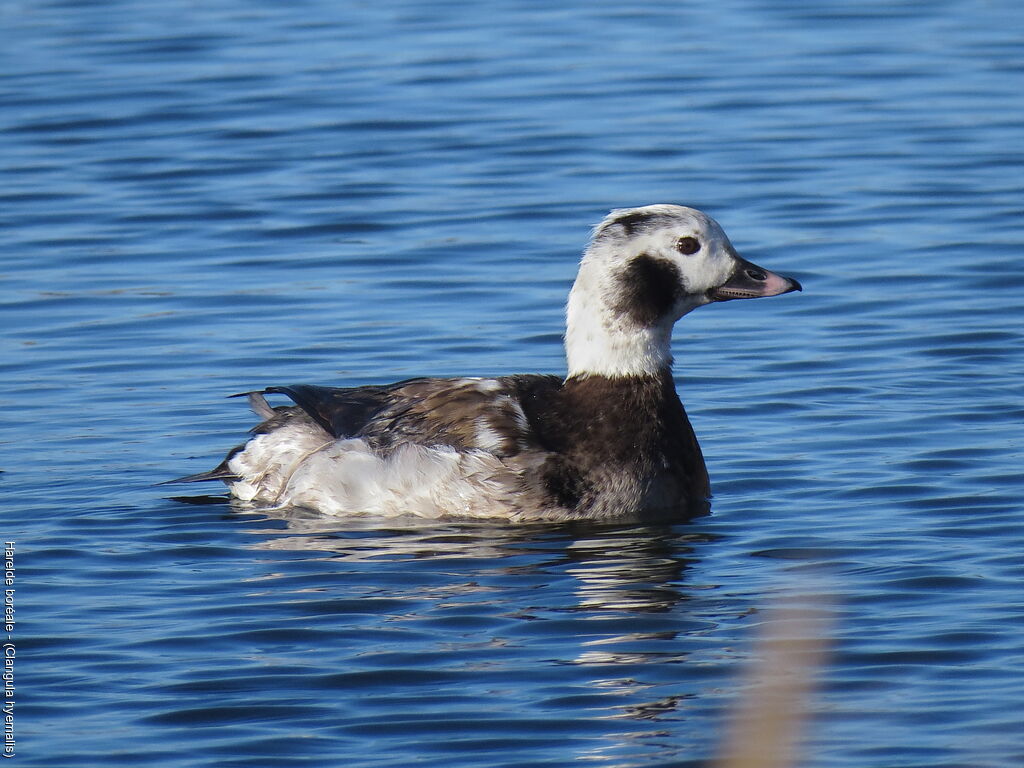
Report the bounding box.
[564,273,675,379]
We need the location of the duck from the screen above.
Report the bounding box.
[169,204,801,522]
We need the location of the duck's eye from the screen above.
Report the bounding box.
[676,236,701,255]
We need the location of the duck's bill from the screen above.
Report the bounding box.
[709,257,802,301]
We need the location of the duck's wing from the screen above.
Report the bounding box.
[261,379,420,438]
[264,375,564,457]
[163,375,564,487]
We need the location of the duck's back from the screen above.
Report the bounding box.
[222,375,554,519]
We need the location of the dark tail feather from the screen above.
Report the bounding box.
[160,448,241,486]
[158,467,239,486]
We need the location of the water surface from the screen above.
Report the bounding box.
[3,1,1024,766]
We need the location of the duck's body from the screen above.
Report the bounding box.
[209,369,707,521]
[172,204,800,521]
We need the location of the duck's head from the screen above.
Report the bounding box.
[565,204,801,378]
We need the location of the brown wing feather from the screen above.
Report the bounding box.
[263,380,419,437]
[262,375,563,457]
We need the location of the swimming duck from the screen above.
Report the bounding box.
[170,204,801,521]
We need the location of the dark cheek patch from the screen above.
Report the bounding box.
[616,254,683,326]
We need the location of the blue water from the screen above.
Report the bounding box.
[3,0,1024,765]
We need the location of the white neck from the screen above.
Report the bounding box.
[564,269,675,378]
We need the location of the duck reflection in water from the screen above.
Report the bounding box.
[212,503,823,767]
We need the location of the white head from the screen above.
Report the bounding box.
[565,204,801,378]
